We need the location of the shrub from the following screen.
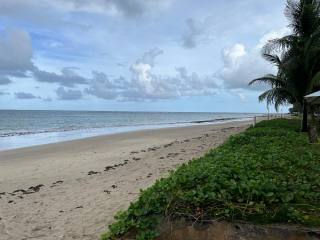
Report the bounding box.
[102,119,320,240]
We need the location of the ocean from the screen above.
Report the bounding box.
[0,110,260,150]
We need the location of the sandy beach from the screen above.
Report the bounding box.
[0,120,254,240]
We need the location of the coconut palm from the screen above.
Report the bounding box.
[249,52,297,111]
[250,0,320,131]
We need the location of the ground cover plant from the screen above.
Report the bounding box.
[102,119,320,240]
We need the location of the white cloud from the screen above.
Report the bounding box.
[219,30,287,89]
[175,67,217,92]
[86,48,218,101]
[220,43,273,89]
[126,50,218,100]
[136,47,163,67]
[256,27,289,49]
[131,63,154,95]
[222,44,247,65]
[230,89,248,102]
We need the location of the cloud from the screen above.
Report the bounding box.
[219,28,289,89]
[175,67,217,92]
[0,91,9,96]
[106,0,148,18]
[117,62,127,67]
[0,28,89,89]
[59,0,172,18]
[218,28,290,90]
[85,72,123,100]
[130,63,154,96]
[86,49,218,101]
[43,97,52,102]
[182,18,207,49]
[56,86,83,100]
[256,28,289,49]
[128,65,217,100]
[14,92,38,99]
[0,76,12,85]
[136,47,163,67]
[0,0,172,21]
[0,29,34,78]
[220,43,274,89]
[230,89,248,103]
[223,44,247,65]
[33,68,88,87]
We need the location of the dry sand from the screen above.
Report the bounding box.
[0,120,254,240]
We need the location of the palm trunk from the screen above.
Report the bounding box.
[308,106,318,143]
[301,100,308,132]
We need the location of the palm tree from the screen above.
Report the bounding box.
[250,0,320,131]
[249,52,297,111]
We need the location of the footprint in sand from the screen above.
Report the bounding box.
[50,180,64,188]
[12,184,45,196]
[88,171,100,175]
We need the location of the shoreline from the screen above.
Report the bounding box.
[0,119,260,240]
[0,117,257,152]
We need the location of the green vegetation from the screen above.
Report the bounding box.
[102,119,320,240]
[249,0,320,131]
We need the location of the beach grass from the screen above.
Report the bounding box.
[102,119,320,240]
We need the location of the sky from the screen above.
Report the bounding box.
[0,0,290,113]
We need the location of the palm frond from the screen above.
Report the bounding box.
[249,74,285,87]
[250,0,320,112]
[263,36,296,53]
[286,0,320,36]
[262,53,282,67]
[310,70,320,88]
[258,87,293,111]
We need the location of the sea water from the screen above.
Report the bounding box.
[0,110,260,150]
